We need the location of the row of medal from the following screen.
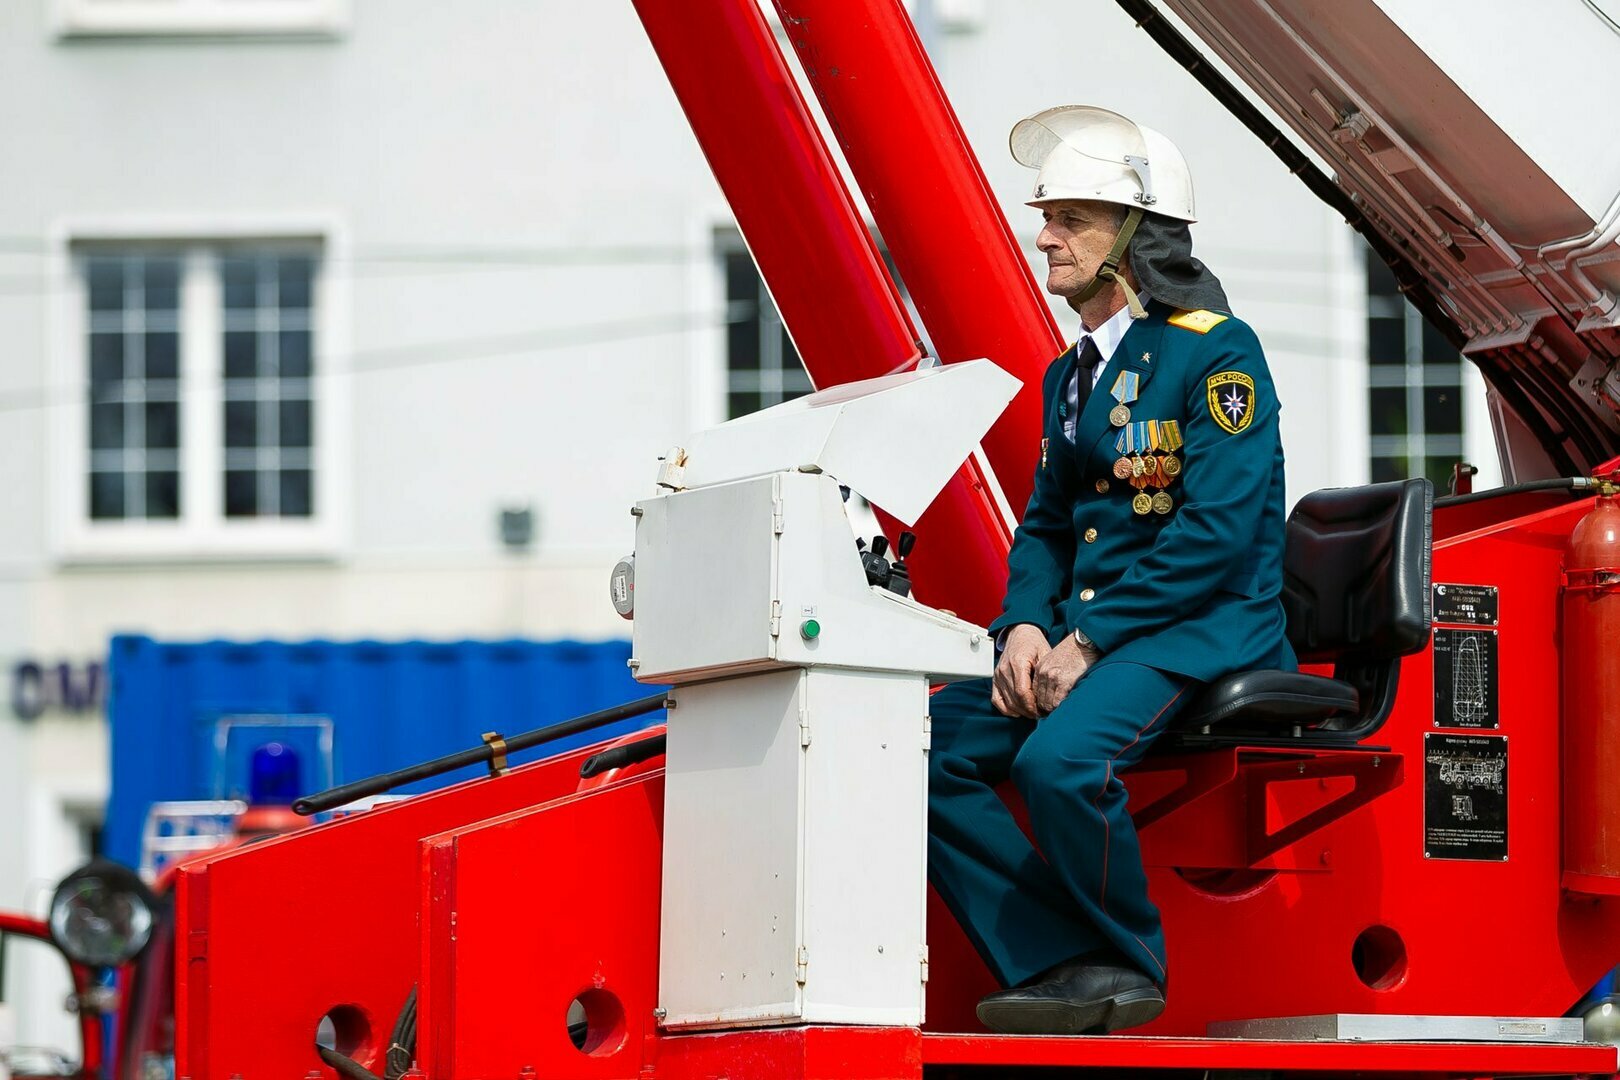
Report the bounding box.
[1106,369,1183,516]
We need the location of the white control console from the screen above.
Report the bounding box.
[620,359,1019,1031]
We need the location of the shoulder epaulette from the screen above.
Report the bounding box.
[1168,309,1229,334]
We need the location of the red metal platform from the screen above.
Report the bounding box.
[650,1025,1618,1077]
[920,1031,1618,1074]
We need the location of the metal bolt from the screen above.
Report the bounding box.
[654,1007,668,1021]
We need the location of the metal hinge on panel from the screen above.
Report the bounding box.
[920,945,930,983]
[772,494,785,535]
[796,945,810,984]
[770,599,782,637]
[921,716,931,752]
[799,696,811,747]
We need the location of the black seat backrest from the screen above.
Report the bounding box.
[1283,478,1433,664]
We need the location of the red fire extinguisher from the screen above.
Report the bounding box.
[1563,473,1620,895]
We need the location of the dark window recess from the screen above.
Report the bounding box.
[221,249,317,518]
[719,241,813,419]
[81,251,183,521]
[1364,244,1465,485]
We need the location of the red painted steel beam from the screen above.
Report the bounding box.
[772,0,1066,516]
[631,0,1011,625]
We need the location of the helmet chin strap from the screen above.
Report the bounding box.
[1074,208,1147,319]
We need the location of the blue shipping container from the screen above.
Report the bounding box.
[106,635,661,867]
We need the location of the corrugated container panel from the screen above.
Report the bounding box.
[106,635,658,866]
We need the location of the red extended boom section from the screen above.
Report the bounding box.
[174,2,1620,1077]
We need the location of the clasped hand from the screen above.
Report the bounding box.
[990,624,1100,719]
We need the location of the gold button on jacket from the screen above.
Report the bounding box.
[1084,528,1098,543]
[1079,587,1096,601]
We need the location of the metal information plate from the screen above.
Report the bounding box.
[1433,583,1499,625]
[1432,628,1499,729]
[1424,733,1507,860]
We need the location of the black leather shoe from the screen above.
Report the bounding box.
[976,956,1165,1035]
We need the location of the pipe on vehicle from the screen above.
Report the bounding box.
[631,0,1012,623]
[1563,482,1620,893]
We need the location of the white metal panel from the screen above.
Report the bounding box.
[631,476,779,683]
[798,669,928,1026]
[1371,0,1620,224]
[770,473,991,681]
[659,669,806,1028]
[677,359,1021,526]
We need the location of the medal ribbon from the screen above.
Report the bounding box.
[1109,370,1140,407]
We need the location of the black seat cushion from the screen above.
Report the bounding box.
[1180,669,1360,731]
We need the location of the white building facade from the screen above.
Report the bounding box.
[0,0,1496,917]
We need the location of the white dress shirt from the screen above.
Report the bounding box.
[1063,293,1148,442]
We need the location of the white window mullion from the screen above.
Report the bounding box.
[184,248,223,536]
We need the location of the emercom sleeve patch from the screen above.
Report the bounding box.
[1206,370,1256,434]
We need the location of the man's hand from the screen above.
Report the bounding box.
[1032,633,1101,716]
[991,624,1050,719]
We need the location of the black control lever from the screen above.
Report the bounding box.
[858,534,892,589]
[885,531,916,598]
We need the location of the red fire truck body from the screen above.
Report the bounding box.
[172,2,1620,1077]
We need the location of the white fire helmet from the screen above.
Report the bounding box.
[1010,105,1196,223]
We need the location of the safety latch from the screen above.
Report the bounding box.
[482,731,510,777]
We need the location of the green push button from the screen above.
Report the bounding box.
[800,619,821,641]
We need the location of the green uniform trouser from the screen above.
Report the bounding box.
[927,661,1194,988]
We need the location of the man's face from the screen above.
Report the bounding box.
[1035,199,1126,299]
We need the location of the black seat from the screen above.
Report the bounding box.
[1177,478,1433,744]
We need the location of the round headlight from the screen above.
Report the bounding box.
[48,860,157,968]
[1585,996,1620,1046]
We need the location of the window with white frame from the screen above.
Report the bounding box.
[72,242,326,544]
[54,0,347,37]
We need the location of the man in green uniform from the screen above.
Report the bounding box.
[927,105,1296,1035]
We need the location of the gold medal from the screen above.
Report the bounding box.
[1153,491,1174,515]
[1131,454,1147,478]
[1109,403,1131,427]
[1161,453,1181,478]
[1132,492,1153,515]
[1113,457,1133,480]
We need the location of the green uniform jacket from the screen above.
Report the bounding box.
[988,300,1297,683]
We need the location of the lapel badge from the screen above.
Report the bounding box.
[1141,351,1152,364]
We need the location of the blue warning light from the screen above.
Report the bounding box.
[248,742,301,805]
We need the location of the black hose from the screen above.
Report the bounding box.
[580,733,668,779]
[293,692,670,815]
[1434,476,1595,508]
[318,1045,382,1080]
[385,986,417,1080]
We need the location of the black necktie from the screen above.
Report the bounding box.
[1074,336,1104,417]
